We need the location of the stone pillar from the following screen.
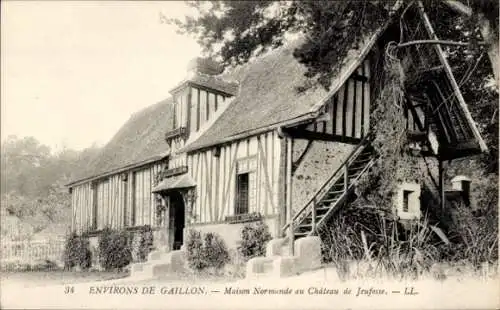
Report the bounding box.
[294,236,322,271]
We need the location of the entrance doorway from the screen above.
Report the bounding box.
[169,191,185,250]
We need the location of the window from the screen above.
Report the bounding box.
[132,169,152,226]
[236,173,249,215]
[131,172,137,226]
[395,183,421,220]
[91,179,109,230]
[234,156,257,216]
[402,190,411,212]
[122,175,128,227]
[92,183,98,230]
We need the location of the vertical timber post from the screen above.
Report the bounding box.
[277,134,287,238]
[344,164,349,192]
[311,198,317,234]
[439,158,445,212]
[286,137,294,255]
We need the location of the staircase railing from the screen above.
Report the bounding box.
[313,154,377,232]
[281,132,375,235]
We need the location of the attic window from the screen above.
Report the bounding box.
[394,183,421,220]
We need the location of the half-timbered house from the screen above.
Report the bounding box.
[67,3,487,256]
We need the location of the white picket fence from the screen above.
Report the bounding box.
[1,238,66,264]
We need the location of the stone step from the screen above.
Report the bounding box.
[128,249,186,279]
[129,262,150,277]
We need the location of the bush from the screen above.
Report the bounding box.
[237,220,272,261]
[98,227,132,271]
[186,229,207,271]
[186,229,230,272]
[63,231,92,270]
[137,226,154,262]
[203,232,230,269]
[1,260,32,272]
[31,259,60,271]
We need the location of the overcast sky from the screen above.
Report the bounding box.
[1,1,201,151]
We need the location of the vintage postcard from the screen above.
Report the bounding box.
[1,1,499,309]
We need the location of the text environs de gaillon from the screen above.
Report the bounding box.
[89,286,206,295]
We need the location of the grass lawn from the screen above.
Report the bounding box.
[1,270,129,288]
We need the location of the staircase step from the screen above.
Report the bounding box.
[302,215,324,224]
[353,157,372,163]
[322,197,341,204]
[317,206,333,212]
[327,190,344,195]
[294,232,309,238]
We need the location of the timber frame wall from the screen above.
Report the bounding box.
[71,161,165,233]
[185,130,282,225]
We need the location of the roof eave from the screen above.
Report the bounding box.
[66,154,169,188]
[181,111,319,154]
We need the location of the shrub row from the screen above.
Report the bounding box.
[63,226,154,271]
[186,230,230,271]
[63,231,92,270]
[64,219,274,273]
[185,219,272,272]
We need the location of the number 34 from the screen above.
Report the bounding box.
[64,286,75,294]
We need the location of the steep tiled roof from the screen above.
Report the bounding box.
[68,98,173,185]
[181,32,384,152]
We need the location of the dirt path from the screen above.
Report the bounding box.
[1,268,498,309]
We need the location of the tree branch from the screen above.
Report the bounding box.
[397,39,485,48]
[443,0,472,17]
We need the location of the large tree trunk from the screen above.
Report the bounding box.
[445,0,499,87]
[478,15,499,86]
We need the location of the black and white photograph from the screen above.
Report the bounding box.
[1,1,499,309]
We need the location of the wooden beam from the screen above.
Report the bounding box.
[292,140,313,175]
[407,130,428,142]
[417,1,488,153]
[439,159,445,212]
[351,73,369,82]
[439,140,482,160]
[405,94,425,132]
[277,137,287,237]
[286,138,294,255]
[283,128,361,144]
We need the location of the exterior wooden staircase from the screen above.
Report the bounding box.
[282,134,376,241]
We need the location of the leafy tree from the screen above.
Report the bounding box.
[170,1,497,89]
[0,136,101,241]
[172,0,498,172]
[171,1,395,89]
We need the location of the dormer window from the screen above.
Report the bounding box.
[168,57,238,141]
[165,126,187,142]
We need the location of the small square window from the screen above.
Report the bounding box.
[395,183,421,220]
[403,190,411,212]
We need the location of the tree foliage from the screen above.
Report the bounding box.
[171,1,395,89]
[1,135,101,241]
[172,0,498,171]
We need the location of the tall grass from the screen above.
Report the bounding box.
[317,201,497,280]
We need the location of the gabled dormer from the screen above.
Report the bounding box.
[165,58,239,145]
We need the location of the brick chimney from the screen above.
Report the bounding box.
[451,175,471,206]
